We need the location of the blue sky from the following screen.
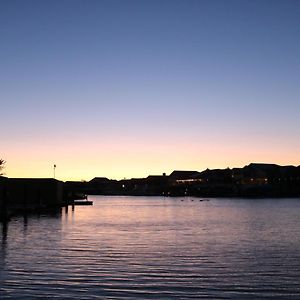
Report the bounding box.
[1,0,300,179]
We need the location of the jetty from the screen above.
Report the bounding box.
[72,199,93,205]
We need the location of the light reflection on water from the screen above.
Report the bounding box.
[1,196,300,299]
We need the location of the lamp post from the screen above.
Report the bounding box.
[54,164,56,179]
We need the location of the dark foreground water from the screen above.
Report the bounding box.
[1,196,300,299]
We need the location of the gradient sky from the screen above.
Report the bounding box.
[1,0,300,180]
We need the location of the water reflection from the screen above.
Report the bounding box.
[0,197,300,299]
[0,221,8,277]
[22,214,28,233]
[1,222,7,244]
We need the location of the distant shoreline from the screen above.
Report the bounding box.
[1,163,300,221]
[65,163,300,198]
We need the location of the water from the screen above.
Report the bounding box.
[1,196,300,299]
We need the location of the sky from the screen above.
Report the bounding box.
[1,0,300,180]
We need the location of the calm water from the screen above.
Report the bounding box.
[1,196,300,299]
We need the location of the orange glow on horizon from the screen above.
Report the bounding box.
[3,132,300,181]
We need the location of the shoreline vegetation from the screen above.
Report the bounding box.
[1,163,300,221]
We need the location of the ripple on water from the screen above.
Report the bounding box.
[1,196,300,299]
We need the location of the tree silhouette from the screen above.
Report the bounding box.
[0,159,5,176]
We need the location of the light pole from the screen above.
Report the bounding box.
[54,164,56,179]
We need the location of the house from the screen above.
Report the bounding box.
[241,163,279,185]
[169,170,200,180]
[169,170,201,185]
[7,178,64,209]
[199,168,232,184]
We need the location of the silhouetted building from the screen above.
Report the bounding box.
[169,170,200,180]
[232,168,244,183]
[199,168,232,184]
[89,177,110,185]
[8,178,64,209]
[60,163,300,198]
[242,163,279,185]
[85,177,118,194]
